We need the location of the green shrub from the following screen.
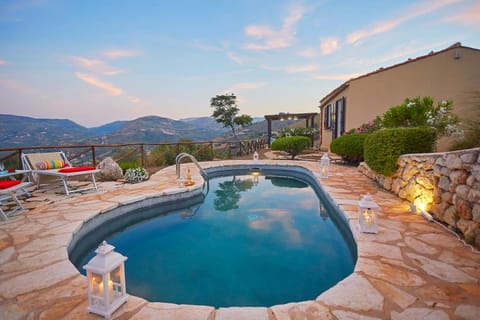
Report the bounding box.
[148,140,214,167]
[119,161,139,173]
[330,133,368,164]
[364,127,436,176]
[271,136,311,159]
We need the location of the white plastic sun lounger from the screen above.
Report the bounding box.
[0,181,32,220]
[21,151,100,195]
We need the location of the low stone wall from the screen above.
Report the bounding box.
[358,147,480,248]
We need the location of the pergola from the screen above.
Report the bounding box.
[264,112,318,147]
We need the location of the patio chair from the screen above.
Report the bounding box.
[0,180,32,220]
[21,151,100,195]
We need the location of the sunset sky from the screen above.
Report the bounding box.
[1,0,479,127]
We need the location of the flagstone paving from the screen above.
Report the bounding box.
[0,160,479,320]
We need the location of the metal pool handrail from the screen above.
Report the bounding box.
[175,152,208,179]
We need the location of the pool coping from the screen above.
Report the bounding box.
[0,160,479,320]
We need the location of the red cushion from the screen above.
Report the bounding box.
[58,166,96,173]
[0,180,22,189]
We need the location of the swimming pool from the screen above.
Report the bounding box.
[70,166,356,308]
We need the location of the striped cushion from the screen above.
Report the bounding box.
[35,160,69,170]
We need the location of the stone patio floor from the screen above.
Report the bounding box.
[0,160,479,320]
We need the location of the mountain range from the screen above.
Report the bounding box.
[0,114,279,148]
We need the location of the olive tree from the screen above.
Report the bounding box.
[210,93,253,140]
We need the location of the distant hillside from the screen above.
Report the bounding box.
[0,114,230,148]
[0,114,94,147]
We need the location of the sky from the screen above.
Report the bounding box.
[0,0,479,128]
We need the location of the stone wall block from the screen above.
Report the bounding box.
[466,175,476,187]
[468,189,480,203]
[438,176,451,191]
[416,176,434,189]
[449,170,468,186]
[446,154,463,170]
[440,166,451,176]
[403,164,417,181]
[443,205,459,226]
[441,192,453,205]
[456,219,478,244]
[456,198,473,220]
[455,185,470,200]
[433,164,442,175]
[460,152,477,164]
[473,204,480,223]
[435,157,447,167]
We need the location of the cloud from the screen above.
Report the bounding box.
[226,82,266,93]
[444,2,480,26]
[75,72,123,96]
[71,56,123,75]
[346,0,463,44]
[297,48,317,58]
[226,51,243,65]
[0,77,37,95]
[285,64,318,73]
[127,96,142,103]
[320,37,340,55]
[311,73,362,81]
[0,59,7,65]
[102,49,143,59]
[243,4,305,50]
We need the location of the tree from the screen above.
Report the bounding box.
[210,93,253,140]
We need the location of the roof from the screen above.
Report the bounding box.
[264,112,317,121]
[318,42,480,107]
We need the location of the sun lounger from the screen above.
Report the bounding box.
[21,151,100,195]
[0,180,32,220]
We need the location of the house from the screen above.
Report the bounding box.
[318,42,480,150]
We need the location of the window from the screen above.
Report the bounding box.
[333,97,346,139]
[324,104,332,130]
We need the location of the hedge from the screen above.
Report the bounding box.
[330,133,369,164]
[271,136,311,159]
[364,127,436,176]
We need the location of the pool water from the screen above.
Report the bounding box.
[75,174,355,307]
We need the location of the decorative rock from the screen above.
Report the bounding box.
[455,304,480,320]
[96,157,124,181]
[317,274,384,311]
[391,308,449,320]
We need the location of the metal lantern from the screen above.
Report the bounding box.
[83,241,128,319]
[319,153,330,179]
[358,194,379,234]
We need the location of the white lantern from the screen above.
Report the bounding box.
[319,153,330,179]
[83,241,128,319]
[253,151,259,162]
[358,194,379,234]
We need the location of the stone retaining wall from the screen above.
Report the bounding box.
[358,147,480,248]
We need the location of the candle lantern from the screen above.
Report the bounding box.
[319,153,330,179]
[253,151,259,162]
[358,194,379,234]
[83,241,128,319]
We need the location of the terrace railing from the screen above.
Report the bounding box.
[0,138,268,169]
